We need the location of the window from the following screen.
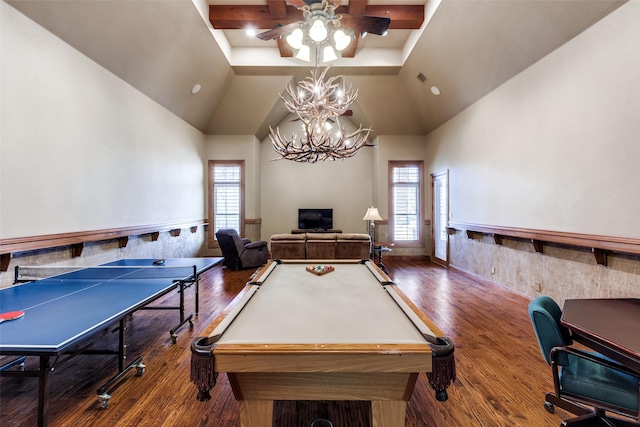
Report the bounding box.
[389,161,424,246]
[209,160,244,246]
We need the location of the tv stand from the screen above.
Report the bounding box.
[291,229,342,234]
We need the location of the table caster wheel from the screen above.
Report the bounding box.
[188,319,194,329]
[135,363,146,376]
[98,393,111,409]
[543,402,555,413]
[170,333,178,344]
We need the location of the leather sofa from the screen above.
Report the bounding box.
[270,232,371,260]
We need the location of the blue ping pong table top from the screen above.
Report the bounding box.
[0,257,222,354]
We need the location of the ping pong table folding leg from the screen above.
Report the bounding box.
[167,279,198,343]
[0,356,52,427]
[95,318,145,408]
[38,356,51,427]
[142,273,199,343]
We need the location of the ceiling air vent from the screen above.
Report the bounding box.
[416,73,428,84]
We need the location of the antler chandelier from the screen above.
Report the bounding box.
[269,67,372,162]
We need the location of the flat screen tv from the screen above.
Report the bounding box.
[298,208,333,230]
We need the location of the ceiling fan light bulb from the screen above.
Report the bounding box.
[322,45,338,62]
[309,19,328,42]
[286,28,304,49]
[295,44,311,62]
[333,29,351,51]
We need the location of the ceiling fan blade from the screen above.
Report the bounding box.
[257,21,302,41]
[339,14,391,36]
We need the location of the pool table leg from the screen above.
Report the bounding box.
[239,400,273,427]
[371,400,407,427]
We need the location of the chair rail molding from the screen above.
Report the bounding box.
[447,221,640,267]
[0,219,207,271]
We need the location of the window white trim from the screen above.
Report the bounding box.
[208,160,245,247]
[389,161,424,248]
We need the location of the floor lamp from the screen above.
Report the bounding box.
[362,207,383,259]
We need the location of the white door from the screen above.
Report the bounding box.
[432,171,448,266]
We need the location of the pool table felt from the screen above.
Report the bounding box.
[215,262,433,345]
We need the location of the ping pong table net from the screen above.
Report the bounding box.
[14,265,198,284]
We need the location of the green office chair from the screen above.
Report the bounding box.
[528,296,640,426]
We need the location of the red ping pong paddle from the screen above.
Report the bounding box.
[0,311,25,323]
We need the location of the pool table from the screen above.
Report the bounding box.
[191,260,455,427]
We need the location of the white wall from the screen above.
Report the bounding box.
[203,135,261,219]
[375,135,429,219]
[0,2,206,239]
[424,1,640,301]
[425,1,640,239]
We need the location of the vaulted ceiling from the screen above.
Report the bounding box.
[6,0,627,141]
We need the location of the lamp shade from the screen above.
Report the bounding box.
[309,19,328,42]
[295,44,311,62]
[333,29,352,51]
[322,45,338,62]
[363,207,383,221]
[286,28,304,49]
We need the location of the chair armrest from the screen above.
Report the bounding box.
[245,240,267,249]
[241,238,251,246]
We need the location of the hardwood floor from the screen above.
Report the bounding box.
[0,258,573,426]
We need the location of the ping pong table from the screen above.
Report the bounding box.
[0,257,222,427]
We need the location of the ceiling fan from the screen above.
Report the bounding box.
[256,0,391,45]
[208,2,424,59]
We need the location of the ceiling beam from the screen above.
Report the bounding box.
[348,0,367,15]
[267,1,287,19]
[209,5,303,30]
[209,4,423,31]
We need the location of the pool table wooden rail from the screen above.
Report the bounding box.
[212,343,433,373]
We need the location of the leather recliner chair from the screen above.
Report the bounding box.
[215,229,268,270]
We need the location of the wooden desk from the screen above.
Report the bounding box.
[561,298,640,373]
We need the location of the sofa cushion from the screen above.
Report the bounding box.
[306,233,337,259]
[338,233,370,241]
[270,234,306,259]
[306,233,338,240]
[336,234,371,259]
[271,233,306,241]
